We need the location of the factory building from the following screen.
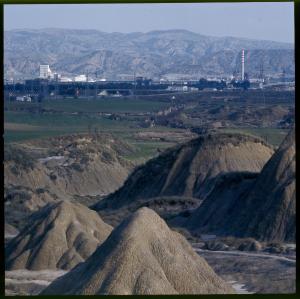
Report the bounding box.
[39,65,52,79]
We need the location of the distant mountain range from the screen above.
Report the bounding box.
[4,28,294,80]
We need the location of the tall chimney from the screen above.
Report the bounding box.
[241,49,245,81]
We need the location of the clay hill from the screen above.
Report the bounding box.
[4,133,134,200]
[5,200,113,270]
[5,185,60,230]
[184,128,295,242]
[5,223,19,243]
[42,208,234,295]
[93,133,273,215]
[4,133,134,229]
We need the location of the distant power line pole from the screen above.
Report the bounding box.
[259,55,266,109]
[282,68,286,84]
[259,59,264,83]
[86,72,89,98]
[95,71,98,98]
[55,77,58,100]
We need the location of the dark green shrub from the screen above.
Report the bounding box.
[71,163,84,172]
[49,173,57,180]
[36,188,46,194]
[10,165,20,176]
[102,151,114,162]
[5,146,35,170]
[6,189,31,202]
[80,155,89,165]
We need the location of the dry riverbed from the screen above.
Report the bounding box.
[5,270,67,295]
[195,247,296,294]
[5,247,295,295]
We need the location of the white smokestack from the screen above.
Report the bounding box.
[241,49,245,81]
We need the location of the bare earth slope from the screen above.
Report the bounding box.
[4,134,134,229]
[185,128,295,242]
[5,134,133,199]
[5,200,113,270]
[236,127,295,242]
[173,171,258,230]
[5,223,19,242]
[93,133,273,213]
[42,208,235,295]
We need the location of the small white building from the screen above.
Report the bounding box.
[59,76,73,82]
[98,90,108,97]
[16,96,31,102]
[74,75,87,82]
[112,91,122,97]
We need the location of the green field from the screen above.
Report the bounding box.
[4,111,132,142]
[5,98,169,113]
[5,110,134,128]
[4,96,291,162]
[4,97,170,143]
[4,98,182,163]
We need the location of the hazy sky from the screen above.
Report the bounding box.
[4,2,294,43]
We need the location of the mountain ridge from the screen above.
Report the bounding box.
[5,28,294,46]
[5,28,294,79]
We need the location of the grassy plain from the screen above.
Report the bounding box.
[4,98,169,113]
[4,93,292,160]
[5,112,129,141]
[4,98,183,162]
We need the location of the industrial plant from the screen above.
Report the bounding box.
[4,50,294,102]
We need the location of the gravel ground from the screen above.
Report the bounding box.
[5,270,67,295]
[195,248,296,294]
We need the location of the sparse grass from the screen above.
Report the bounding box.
[220,127,289,147]
[123,141,174,163]
[4,145,36,169]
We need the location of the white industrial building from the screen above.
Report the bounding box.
[39,65,97,83]
[39,65,52,79]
